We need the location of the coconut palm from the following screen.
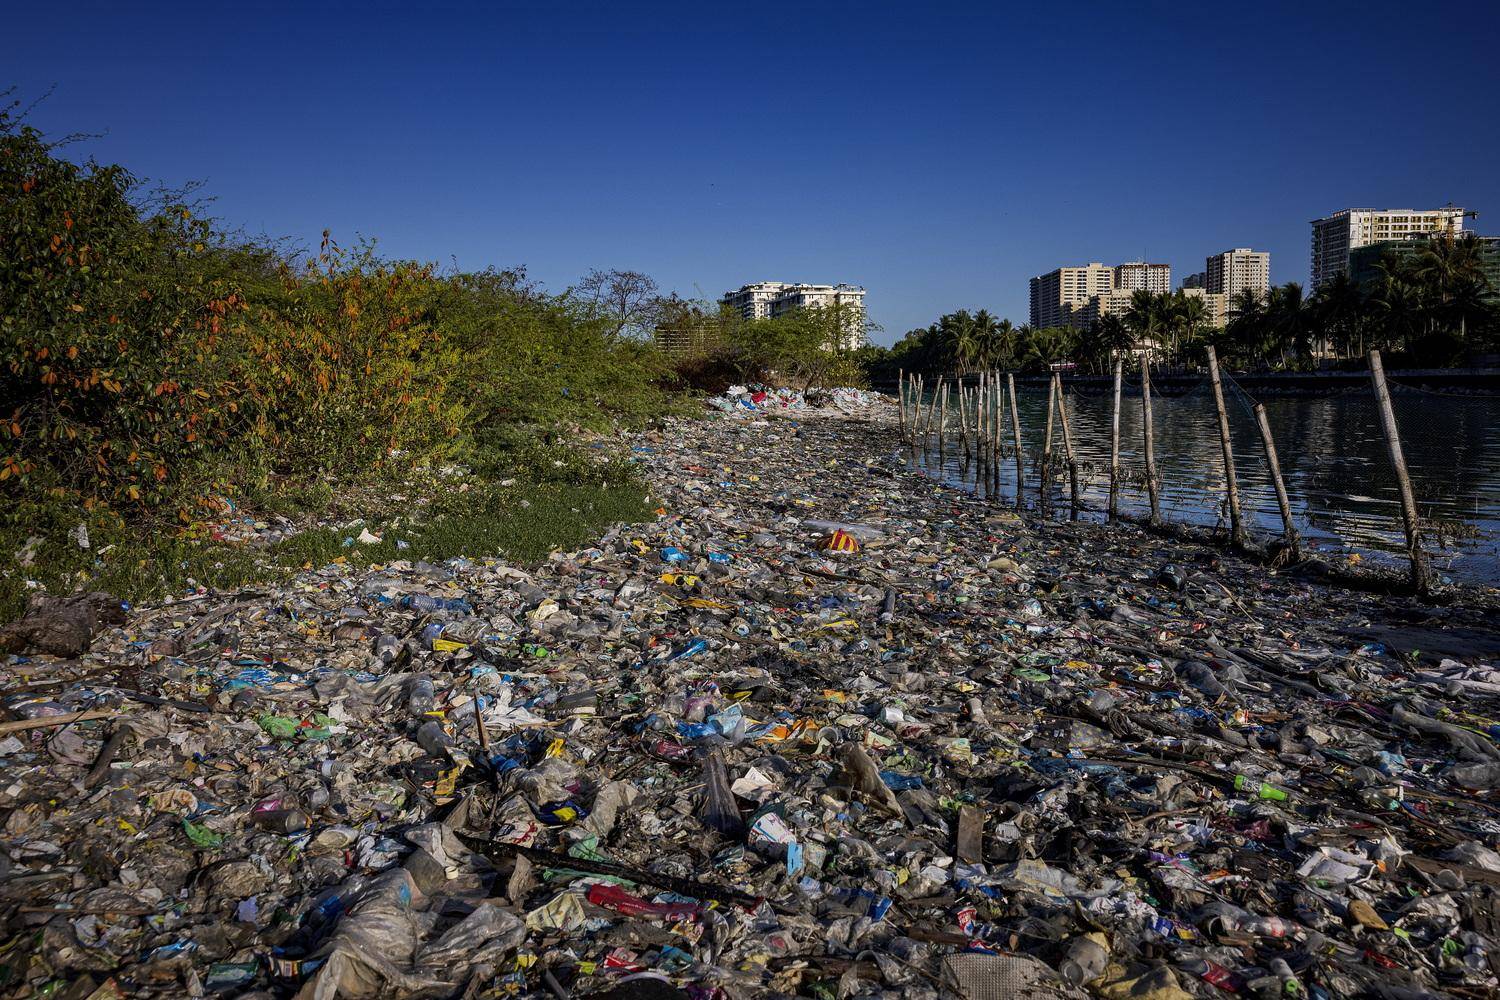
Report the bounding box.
[1371,269,1425,352]
[1172,291,1208,366]
[969,309,1002,370]
[1310,273,1365,359]
[1083,313,1133,373]
[1123,290,1167,362]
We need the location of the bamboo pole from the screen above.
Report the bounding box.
[957,386,971,459]
[1368,350,1432,593]
[1140,355,1161,526]
[973,376,986,491]
[1007,373,1024,508]
[1205,346,1246,548]
[992,373,1003,496]
[921,377,939,455]
[975,377,985,470]
[937,382,948,459]
[966,386,978,458]
[1040,372,1056,514]
[1108,358,1122,522]
[897,369,907,442]
[1054,373,1080,518]
[1252,403,1300,563]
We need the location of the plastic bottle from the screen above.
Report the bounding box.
[1059,935,1109,987]
[1179,958,1240,993]
[250,808,309,833]
[1234,774,1289,801]
[1269,957,1303,996]
[400,594,472,614]
[414,719,452,757]
[373,634,402,665]
[407,675,437,717]
[586,883,701,921]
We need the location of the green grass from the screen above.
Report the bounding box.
[0,474,652,622]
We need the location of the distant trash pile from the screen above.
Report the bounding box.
[707,384,882,415]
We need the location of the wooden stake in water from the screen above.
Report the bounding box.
[1252,402,1300,563]
[973,376,986,490]
[1368,349,1432,593]
[1040,372,1056,514]
[922,377,939,455]
[1108,359,1122,521]
[1007,372,1024,508]
[1205,346,1246,548]
[957,386,971,459]
[897,369,907,442]
[992,374,1004,496]
[937,382,949,459]
[1140,355,1161,526]
[1054,373,1080,518]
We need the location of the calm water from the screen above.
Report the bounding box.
[907,380,1500,586]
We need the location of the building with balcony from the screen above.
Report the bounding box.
[1310,207,1466,288]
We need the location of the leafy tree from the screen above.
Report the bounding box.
[573,268,662,341]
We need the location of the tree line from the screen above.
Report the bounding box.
[864,233,1499,379]
[1,106,677,529]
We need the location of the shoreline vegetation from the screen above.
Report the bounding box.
[4,102,1497,622]
[0,107,866,621]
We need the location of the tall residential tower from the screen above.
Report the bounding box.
[1309,208,1465,288]
[1205,248,1270,301]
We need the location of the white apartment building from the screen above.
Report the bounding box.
[721,281,868,350]
[1029,263,1115,328]
[1205,248,1270,300]
[1309,208,1465,288]
[1113,261,1172,294]
[720,281,792,321]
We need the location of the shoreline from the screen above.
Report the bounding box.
[1,399,1499,997]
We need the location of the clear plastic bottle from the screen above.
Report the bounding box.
[407,675,436,717]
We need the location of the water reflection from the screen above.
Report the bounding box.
[908,383,1500,585]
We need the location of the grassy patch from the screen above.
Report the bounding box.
[1,475,652,622]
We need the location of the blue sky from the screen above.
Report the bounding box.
[8,1,1499,344]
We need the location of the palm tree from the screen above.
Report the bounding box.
[1411,233,1490,339]
[1086,314,1133,373]
[1022,326,1076,370]
[1173,292,1208,366]
[970,309,1002,370]
[1372,268,1424,352]
[991,318,1018,369]
[1124,290,1166,362]
[1264,283,1310,368]
[939,310,978,374]
[1310,273,1365,359]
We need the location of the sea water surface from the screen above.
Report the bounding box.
[908,379,1500,587]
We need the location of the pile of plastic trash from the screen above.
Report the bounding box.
[706,384,879,415]
[3,396,1500,999]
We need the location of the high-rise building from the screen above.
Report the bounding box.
[1113,261,1172,294]
[1309,208,1465,288]
[1074,289,1137,328]
[772,284,867,350]
[1180,286,1229,329]
[1029,263,1115,328]
[721,281,792,321]
[721,281,867,350]
[1182,272,1206,289]
[1205,248,1270,300]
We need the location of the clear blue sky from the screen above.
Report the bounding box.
[9,1,1499,344]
